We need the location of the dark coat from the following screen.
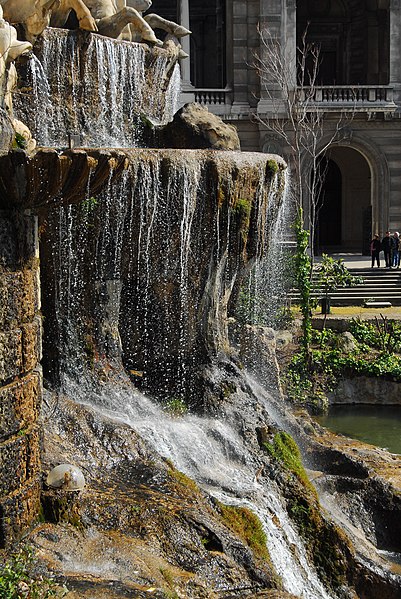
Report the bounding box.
[371,238,381,253]
[381,235,394,252]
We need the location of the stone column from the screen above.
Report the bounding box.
[389,0,401,100]
[178,0,194,95]
[0,210,42,548]
[257,0,294,117]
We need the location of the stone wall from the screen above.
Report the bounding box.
[329,376,401,405]
[0,210,41,548]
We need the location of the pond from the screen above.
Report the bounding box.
[316,405,401,454]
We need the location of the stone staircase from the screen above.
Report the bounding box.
[290,267,401,307]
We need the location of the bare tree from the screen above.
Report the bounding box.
[252,25,356,354]
[253,25,355,258]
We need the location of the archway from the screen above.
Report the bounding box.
[315,146,372,254]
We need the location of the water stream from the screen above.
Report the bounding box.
[43,151,337,597]
[23,28,339,597]
[62,376,334,599]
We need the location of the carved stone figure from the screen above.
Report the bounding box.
[0,6,35,152]
[124,1,190,43]
[1,0,190,46]
[1,0,97,42]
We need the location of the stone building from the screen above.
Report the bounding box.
[156,0,401,254]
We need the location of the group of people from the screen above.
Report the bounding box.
[370,231,401,267]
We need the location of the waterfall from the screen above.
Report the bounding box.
[14,29,181,148]
[236,168,292,327]
[42,149,277,396]
[59,377,334,599]
[38,146,340,597]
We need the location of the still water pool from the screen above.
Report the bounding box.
[316,405,401,454]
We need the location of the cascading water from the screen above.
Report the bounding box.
[56,376,334,599]
[42,149,278,395]
[236,168,293,328]
[14,29,181,147]
[14,25,347,598]
[39,144,341,597]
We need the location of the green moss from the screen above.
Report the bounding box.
[166,463,199,494]
[164,397,188,417]
[233,197,252,219]
[265,433,350,590]
[264,431,317,496]
[233,197,252,243]
[13,132,27,150]
[267,159,279,176]
[218,503,269,561]
[286,495,348,590]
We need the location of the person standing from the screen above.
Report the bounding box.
[393,232,400,267]
[382,231,393,268]
[370,234,381,267]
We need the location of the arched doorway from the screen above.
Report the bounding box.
[315,158,342,250]
[315,146,372,254]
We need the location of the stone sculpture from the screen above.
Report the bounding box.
[0,4,31,87]
[1,0,190,45]
[1,0,97,42]
[0,5,35,152]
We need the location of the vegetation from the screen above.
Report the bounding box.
[285,492,349,591]
[283,315,401,412]
[293,213,313,357]
[14,132,27,150]
[315,254,363,320]
[0,546,67,598]
[263,431,316,495]
[218,503,270,561]
[80,196,98,215]
[164,397,188,417]
[266,159,279,176]
[166,462,199,494]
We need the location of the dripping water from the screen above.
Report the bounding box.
[41,151,337,596]
[14,30,180,148]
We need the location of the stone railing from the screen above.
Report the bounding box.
[194,88,231,105]
[181,87,233,115]
[299,85,396,111]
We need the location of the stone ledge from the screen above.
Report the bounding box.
[364,301,392,308]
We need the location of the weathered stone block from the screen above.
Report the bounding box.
[0,212,38,268]
[0,327,23,383]
[21,316,42,372]
[0,372,41,441]
[0,478,41,549]
[0,428,41,495]
[0,270,38,330]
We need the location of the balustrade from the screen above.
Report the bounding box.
[299,85,395,111]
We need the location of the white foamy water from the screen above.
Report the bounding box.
[62,376,334,599]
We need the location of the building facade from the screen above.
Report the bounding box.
[155,0,401,253]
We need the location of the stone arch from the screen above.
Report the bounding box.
[305,132,390,253]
